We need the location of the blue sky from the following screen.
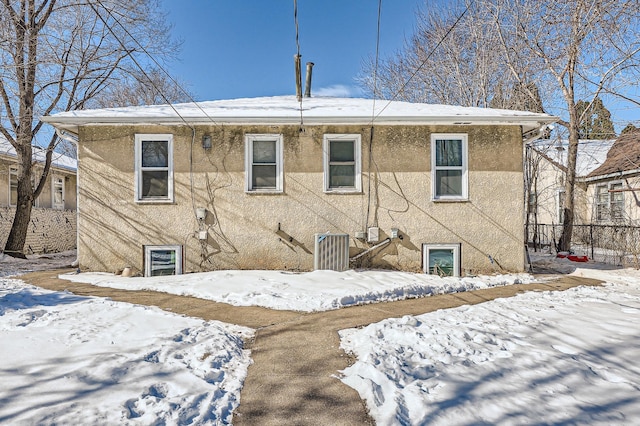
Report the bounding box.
[161,0,422,101]
[159,1,637,131]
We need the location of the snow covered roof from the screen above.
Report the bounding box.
[530,139,615,178]
[42,96,557,135]
[0,135,77,172]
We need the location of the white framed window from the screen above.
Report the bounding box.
[144,245,182,277]
[556,188,565,224]
[610,182,624,220]
[52,176,65,209]
[323,134,362,193]
[431,134,468,200]
[596,181,624,221]
[9,166,38,207]
[9,166,17,206]
[135,134,173,203]
[422,243,461,277]
[244,134,284,192]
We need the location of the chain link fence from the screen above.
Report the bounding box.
[528,223,640,267]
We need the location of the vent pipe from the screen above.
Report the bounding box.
[304,62,314,98]
[294,54,302,101]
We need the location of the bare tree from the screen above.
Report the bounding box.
[484,0,640,251]
[362,0,640,252]
[89,67,194,109]
[360,0,519,107]
[0,0,181,258]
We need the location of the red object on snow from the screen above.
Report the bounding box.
[556,252,569,258]
[567,255,589,262]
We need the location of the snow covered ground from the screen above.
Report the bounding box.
[0,250,76,277]
[0,254,252,425]
[2,252,640,424]
[340,264,640,425]
[60,269,536,312]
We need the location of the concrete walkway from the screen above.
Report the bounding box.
[21,270,602,425]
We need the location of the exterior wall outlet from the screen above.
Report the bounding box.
[367,227,379,243]
[355,231,366,240]
[391,228,399,239]
[198,230,208,240]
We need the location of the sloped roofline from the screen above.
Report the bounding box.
[42,96,558,136]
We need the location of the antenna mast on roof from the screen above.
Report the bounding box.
[293,0,302,102]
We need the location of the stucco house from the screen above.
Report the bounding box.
[527,138,615,227]
[43,96,556,276]
[585,130,640,225]
[0,135,77,254]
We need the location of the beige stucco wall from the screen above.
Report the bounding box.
[76,123,526,275]
[529,151,590,226]
[0,157,77,210]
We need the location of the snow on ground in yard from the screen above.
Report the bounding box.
[4,251,640,424]
[0,277,252,425]
[0,250,76,277]
[60,269,537,312]
[339,260,640,425]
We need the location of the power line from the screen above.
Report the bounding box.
[89,0,222,130]
[365,0,384,229]
[370,1,472,124]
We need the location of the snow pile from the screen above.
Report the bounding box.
[339,268,640,425]
[60,269,536,312]
[0,278,253,425]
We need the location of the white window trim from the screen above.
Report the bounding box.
[431,133,468,201]
[422,243,461,277]
[8,166,17,206]
[595,181,624,221]
[9,166,39,207]
[323,134,362,193]
[244,134,284,193]
[134,134,174,203]
[144,245,183,277]
[52,175,65,210]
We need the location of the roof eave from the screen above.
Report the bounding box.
[586,168,640,183]
[42,114,557,136]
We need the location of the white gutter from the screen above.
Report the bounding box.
[585,168,640,183]
[42,115,557,135]
[522,125,550,144]
[55,128,80,269]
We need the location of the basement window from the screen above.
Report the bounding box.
[135,134,174,202]
[323,134,362,192]
[245,134,284,192]
[144,245,182,277]
[422,243,461,277]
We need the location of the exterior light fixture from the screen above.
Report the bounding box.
[202,135,212,150]
[195,207,207,221]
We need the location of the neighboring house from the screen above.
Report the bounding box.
[528,139,615,227]
[585,130,640,225]
[43,96,556,276]
[529,132,640,228]
[0,135,77,254]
